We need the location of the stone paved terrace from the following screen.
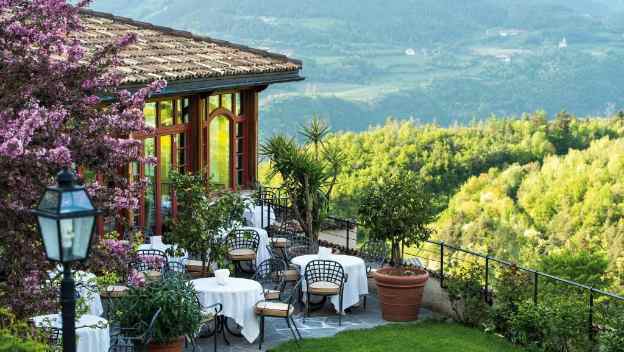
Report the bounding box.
[191,287,434,352]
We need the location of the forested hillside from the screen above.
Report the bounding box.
[90,1,624,136]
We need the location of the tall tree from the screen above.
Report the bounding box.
[0,0,164,317]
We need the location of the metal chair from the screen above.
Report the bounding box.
[188,296,222,352]
[304,260,347,326]
[109,308,162,352]
[255,279,303,350]
[132,249,168,273]
[163,261,191,280]
[253,258,287,301]
[359,240,387,310]
[40,326,62,352]
[227,229,260,274]
[285,234,318,262]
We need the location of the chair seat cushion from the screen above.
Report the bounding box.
[229,248,256,261]
[186,260,207,272]
[101,285,128,298]
[144,270,161,282]
[264,289,281,300]
[271,237,289,248]
[309,281,340,295]
[282,269,300,282]
[255,301,293,317]
[200,310,216,323]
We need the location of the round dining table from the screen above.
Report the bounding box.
[291,254,369,313]
[32,314,109,352]
[192,277,264,343]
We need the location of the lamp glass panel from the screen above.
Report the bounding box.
[60,216,95,261]
[38,190,60,213]
[37,217,60,261]
[60,190,94,213]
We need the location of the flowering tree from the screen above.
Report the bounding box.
[0,0,164,317]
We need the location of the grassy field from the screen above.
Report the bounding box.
[270,322,525,352]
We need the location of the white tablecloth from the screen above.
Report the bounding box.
[49,270,103,317]
[244,204,276,228]
[291,254,369,313]
[32,314,109,352]
[192,277,264,343]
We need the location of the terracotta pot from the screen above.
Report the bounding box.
[148,337,184,352]
[374,267,429,322]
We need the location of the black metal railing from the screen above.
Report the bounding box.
[255,187,624,344]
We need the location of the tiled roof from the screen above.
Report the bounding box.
[77,10,302,85]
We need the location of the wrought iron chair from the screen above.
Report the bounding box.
[227,229,260,275]
[253,258,287,301]
[268,228,297,260]
[255,279,303,350]
[132,249,168,273]
[163,261,191,280]
[188,296,223,352]
[359,239,387,310]
[40,326,62,352]
[285,234,318,262]
[109,308,162,352]
[304,260,348,326]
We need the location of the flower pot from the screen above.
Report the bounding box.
[148,337,185,352]
[374,267,429,322]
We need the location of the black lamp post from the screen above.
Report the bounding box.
[31,168,101,352]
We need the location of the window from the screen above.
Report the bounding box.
[144,102,156,128]
[209,115,230,187]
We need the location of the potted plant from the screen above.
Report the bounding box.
[164,171,245,276]
[358,171,435,321]
[110,276,201,352]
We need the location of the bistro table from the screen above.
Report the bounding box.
[291,254,369,313]
[192,277,264,343]
[32,314,109,352]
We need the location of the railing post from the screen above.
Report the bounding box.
[267,200,272,228]
[440,241,445,288]
[345,220,351,251]
[589,288,594,343]
[485,255,490,304]
[533,271,539,305]
[260,196,264,229]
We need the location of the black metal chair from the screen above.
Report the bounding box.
[132,249,168,273]
[227,229,260,275]
[163,261,191,280]
[255,279,303,350]
[304,260,348,326]
[109,308,162,352]
[285,234,318,262]
[40,326,62,352]
[253,258,288,301]
[360,240,387,310]
[188,296,222,352]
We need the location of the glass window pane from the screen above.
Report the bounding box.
[221,94,233,112]
[177,98,190,124]
[144,102,156,128]
[160,100,174,127]
[235,93,241,115]
[209,115,230,187]
[208,95,219,115]
[160,135,173,221]
[177,133,186,173]
[144,138,156,235]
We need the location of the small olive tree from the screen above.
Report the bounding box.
[358,171,435,266]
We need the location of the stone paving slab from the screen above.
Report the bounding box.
[189,293,433,352]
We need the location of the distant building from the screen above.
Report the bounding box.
[559,37,568,49]
[405,48,416,56]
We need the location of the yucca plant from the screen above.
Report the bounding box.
[261,117,343,241]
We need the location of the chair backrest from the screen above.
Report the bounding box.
[286,234,318,261]
[227,229,260,251]
[254,189,275,206]
[283,279,302,308]
[141,308,162,344]
[163,261,190,280]
[253,258,287,294]
[304,260,345,287]
[41,326,62,351]
[360,240,387,268]
[133,250,168,273]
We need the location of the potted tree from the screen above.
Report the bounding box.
[110,276,201,352]
[164,171,245,276]
[358,171,435,321]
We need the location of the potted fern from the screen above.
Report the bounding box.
[358,171,435,321]
[110,276,201,352]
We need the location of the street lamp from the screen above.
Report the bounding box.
[31,168,101,352]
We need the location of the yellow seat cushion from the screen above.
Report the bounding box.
[271,237,289,248]
[186,260,207,272]
[264,289,281,300]
[309,281,340,295]
[144,271,161,282]
[255,301,293,317]
[282,269,300,282]
[200,310,216,323]
[229,248,256,261]
[101,285,128,298]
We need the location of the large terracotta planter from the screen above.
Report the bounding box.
[148,337,185,352]
[375,267,429,321]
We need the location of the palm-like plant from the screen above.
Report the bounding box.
[261,117,343,241]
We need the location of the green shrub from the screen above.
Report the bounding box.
[600,313,624,352]
[0,308,46,352]
[111,276,201,344]
[445,261,490,327]
[488,265,532,337]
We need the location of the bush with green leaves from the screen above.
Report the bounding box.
[111,276,201,344]
[488,265,532,337]
[0,308,46,352]
[600,311,624,352]
[445,261,490,327]
[165,171,245,271]
[358,171,435,266]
